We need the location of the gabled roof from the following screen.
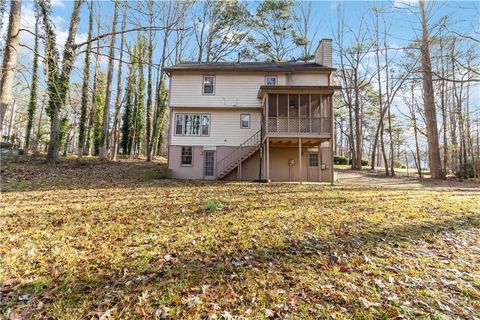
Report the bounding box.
[165,62,336,74]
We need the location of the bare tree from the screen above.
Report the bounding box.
[419,0,444,179]
[40,0,84,163]
[0,0,21,132]
[78,1,93,159]
[111,1,127,161]
[24,0,39,152]
[99,0,119,160]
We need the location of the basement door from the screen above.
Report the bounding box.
[307,152,319,181]
[204,150,215,180]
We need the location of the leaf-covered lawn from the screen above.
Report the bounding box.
[1,160,479,319]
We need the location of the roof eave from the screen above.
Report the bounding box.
[164,66,337,74]
[257,85,342,99]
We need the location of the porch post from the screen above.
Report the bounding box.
[299,138,302,183]
[266,138,270,181]
[318,142,322,182]
[266,93,269,134]
[330,95,335,185]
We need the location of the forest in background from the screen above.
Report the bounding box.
[0,0,479,179]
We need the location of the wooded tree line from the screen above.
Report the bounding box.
[0,0,478,179]
[333,1,479,179]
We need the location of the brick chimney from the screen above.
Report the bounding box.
[314,39,333,67]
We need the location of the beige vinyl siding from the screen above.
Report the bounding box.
[171,108,262,146]
[170,73,287,108]
[286,73,329,86]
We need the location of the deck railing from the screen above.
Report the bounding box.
[267,117,331,134]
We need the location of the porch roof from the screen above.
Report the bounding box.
[257,85,342,98]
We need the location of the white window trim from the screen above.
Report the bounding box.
[175,113,211,137]
[181,146,193,167]
[240,113,250,129]
[265,75,278,85]
[202,75,215,95]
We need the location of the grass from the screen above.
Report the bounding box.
[1,158,479,319]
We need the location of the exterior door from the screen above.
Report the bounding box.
[307,152,319,181]
[204,150,215,179]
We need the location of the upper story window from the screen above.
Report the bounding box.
[203,75,215,95]
[175,113,210,136]
[240,114,250,129]
[265,75,278,85]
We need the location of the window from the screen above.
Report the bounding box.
[265,75,277,85]
[201,115,210,135]
[185,115,201,135]
[203,75,215,95]
[240,114,250,129]
[175,113,210,136]
[181,146,193,165]
[308,153,319,167]
[175,114,184,135]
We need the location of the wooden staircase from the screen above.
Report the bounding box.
[216,130,262,179]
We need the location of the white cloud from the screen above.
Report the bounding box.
[393,0,419,11]
[51,0,65,8]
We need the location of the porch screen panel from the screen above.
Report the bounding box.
[300,94,310,132]
[268,94,277,132]
[311,95,321,133]
[322,96,331,133]
[278,94,288,132]
[288,94,299,132]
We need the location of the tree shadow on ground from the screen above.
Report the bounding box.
[5,211,479,318]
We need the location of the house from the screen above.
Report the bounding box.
[165,39,340,182]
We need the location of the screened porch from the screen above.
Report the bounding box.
[262,93,333,135]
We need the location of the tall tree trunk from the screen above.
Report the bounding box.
[78,1,93,159]
[354,71,362,170]
[99,0,119,160]
[35,98,44,152]
[371,13,384,171]
[439,36,448,175]
[380,118,389,176]
[86,18,101,156]
[348,100,356,169]
[149,26,169,161]
[145,0,154,161]
[111,1,126,161]
[419,0,444,179]
[0,0,21,132]
[25,1,39,152]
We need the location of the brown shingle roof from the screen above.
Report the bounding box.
[165,62,336,73]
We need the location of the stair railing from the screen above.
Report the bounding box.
[216,129,262,178]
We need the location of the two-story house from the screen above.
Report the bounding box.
[165,39,340,182]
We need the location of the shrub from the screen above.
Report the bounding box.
[348,159,369,166]
[334,155,348,165]
[205,199,221,213]
[394,160,405,169]
[455,161,479,179]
